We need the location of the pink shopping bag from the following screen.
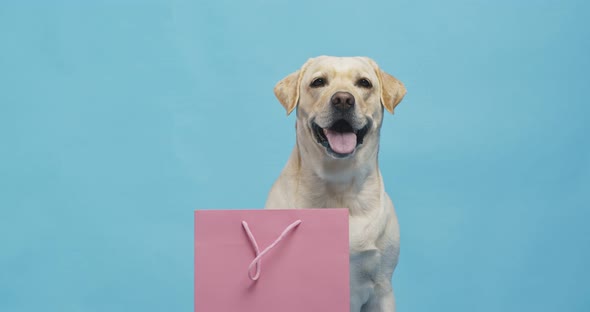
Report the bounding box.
[194,208,350,312]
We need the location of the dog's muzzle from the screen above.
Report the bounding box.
[311,119,370,158]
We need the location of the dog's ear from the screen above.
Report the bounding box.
[274,70,302,115]
[379,70,406,114]
[367,58,407,114]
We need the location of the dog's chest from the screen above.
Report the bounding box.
[296,184,399,278]
[317,187,379,212]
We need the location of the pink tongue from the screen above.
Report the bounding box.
[324,129,357,154]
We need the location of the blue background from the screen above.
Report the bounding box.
[1,0,589,311]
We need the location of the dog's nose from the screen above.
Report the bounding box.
[331,92,355,112]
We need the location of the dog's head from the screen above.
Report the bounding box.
[274,56,406,160]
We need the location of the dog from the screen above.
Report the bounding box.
[265,56,406,312]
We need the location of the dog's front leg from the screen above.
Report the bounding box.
[361,283,396,312]
[350,296,364,312]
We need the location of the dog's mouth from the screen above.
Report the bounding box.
[312,119,370,158]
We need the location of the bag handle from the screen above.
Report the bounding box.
[241,220,302,281]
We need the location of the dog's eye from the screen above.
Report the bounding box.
[357,78,373,88]
[310,78,326,88]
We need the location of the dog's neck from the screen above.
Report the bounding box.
[288,137,384,215]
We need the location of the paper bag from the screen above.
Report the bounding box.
[194,208,350,312]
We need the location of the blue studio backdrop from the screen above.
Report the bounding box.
[1,0,589,311]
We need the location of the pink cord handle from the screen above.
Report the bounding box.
[241,220,302,281]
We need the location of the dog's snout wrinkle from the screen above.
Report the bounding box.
[331,92,355,112]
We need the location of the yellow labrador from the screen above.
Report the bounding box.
[265,56,406,311]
